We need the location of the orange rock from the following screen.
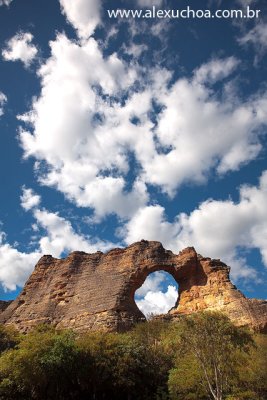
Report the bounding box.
[0,241,266,333]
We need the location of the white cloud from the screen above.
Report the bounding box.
[136,285,178,317]
[125,205,179,248]
[235,0,258,9]
[0,92,7,117]
[239,23,267,56]
[0,188,115,291]
[175,172,267,270]
[18,33,150,219]
[0,245,40,291]
[20,186,41,211]
[135,271,178,317]
[122,43,148,59]
[124,171,267,280]
[33,208,113,257]
[0,232,41,291]
[4,166,267,292]
[17,29,267,221]
[59,0,101,39]
[0,209,114,290]
[0,0,13,6]
[25,187,115,257]
[137,0,164,7]
[144,59,267,195]
[194,56,239,85]
[2,32,38,68]
[135,271,167,297]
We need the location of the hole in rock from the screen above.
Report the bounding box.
[134,271,179,319]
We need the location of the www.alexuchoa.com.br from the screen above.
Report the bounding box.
[107,6,261,20]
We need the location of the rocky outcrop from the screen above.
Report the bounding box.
[170,255,267,333]
[0,300,12,313]
[0,241,266,333]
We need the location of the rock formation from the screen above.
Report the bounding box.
[0,300,12,313]
[0,241,266,333]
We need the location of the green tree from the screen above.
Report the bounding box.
[229,334,267,399]
[129,320,174,399]
[0,318,263,400]
[77,330,152,400]
[0,324,20,353]
[171,312,254,400]
[168,353,208,399]
[77,331,125,398]
[77,321,174,399]
[0,325,85,400]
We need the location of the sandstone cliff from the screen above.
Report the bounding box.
[0,241,266,333]
[0,300,12,313]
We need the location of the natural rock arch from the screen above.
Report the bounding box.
[0,240,266,332]
[122,262,182,323]
[134,270,179,317]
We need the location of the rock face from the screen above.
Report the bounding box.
[0,300,12,313]
[0,241,266,333]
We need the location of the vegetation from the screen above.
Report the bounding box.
[0,313,266,400]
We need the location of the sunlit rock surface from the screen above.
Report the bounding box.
[1,241,266,333]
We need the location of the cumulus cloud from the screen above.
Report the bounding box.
[0,244,40,291]
[0,0,13,6]
[20,187,41,211]
[137,0,164,7]
[0,188,115,291]
[235,0,256,8]
[0,211,113,290]
[33,208,113,257]
[59,0,101,39]
[0,232,41,291]
[135,271,168,297]
[194,56,239,84]
[135,271,178,317]
[136,285,178,317]
[146,60,267,195]
[0,91,7,117]
[24,187,115,257]
[239,23,267,57]
[17,32,267,220]
[124,171,267,280]
[175,171,267,271]
[2,32,38,68]
[125,205,179,248]
[18,33,151,219]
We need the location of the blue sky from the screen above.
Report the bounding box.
[0,0,267,315]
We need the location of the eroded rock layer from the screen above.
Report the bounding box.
[0,300,12,313]
[0,241,266,333]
